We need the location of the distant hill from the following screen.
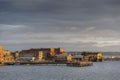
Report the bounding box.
[102,52,120,56]
[67,52,120,56]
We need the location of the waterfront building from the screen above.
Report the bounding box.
[36,51,46,62]
[72,55,83,62]
[55,53,73,62]
[81,52,103,62]
[4,50,15,63]
[15,51,19,62]
[67,54,73,62]
[19,48,66,62]
[0,46,4,63]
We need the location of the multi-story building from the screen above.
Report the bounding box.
[19,48,66,62]
[4,50,15,63]
[36,51,46,62]
[0,46,4,63]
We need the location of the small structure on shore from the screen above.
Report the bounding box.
[54,53,72,63]
[54,53,93,67]
[67,61,93,67]
[81,52,103,62]
[72,55,83,61]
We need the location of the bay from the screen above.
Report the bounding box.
[0,61,120,80]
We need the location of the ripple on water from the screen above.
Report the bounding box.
[0,61,120,80]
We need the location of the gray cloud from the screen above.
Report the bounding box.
[0,0,120,51]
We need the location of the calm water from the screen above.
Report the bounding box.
[0,61,120,80]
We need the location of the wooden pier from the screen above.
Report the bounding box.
[17,62,66,65]
[3,61,93,67]
[67,61,93,67]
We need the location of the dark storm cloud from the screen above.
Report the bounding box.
[1,0,120,51]
[0,0,120,25]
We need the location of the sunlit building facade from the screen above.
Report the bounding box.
[0,46,4,63]
[4,50,15,63]
[19,48,66,61]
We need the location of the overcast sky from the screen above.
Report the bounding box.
[1,0,120,52]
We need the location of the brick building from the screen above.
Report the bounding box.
[19,48,65,61]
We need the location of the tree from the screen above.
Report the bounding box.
[81,52,88,56]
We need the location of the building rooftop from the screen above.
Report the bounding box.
[72,55,83,58]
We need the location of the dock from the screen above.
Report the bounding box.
[16,62,66,65]
[3,61,93,67]
[67,61,93,67]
